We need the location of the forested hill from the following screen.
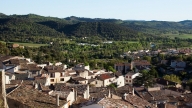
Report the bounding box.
[0,13,192,42]
[61,22,139,40]
[0,18,64,41]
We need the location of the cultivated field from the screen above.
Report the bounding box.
[163,34,192,39]
[3,42,48,47]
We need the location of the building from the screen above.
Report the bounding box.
[114,63,132,74]
[125,72,140,85]
[170,60,186,71]
[43,66,71,85]
[90,73,115,87]
[6,84,72,108]
[72,64,90,71]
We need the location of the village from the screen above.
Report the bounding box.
[1,47,192,108]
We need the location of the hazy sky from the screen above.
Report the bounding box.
[1,0,191,21]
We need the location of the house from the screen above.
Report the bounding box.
[55,83,90,99]
[113,72,125,87]
[71,77,88,84]
[72,63,90,71]
[49,89,75,106]
[6,84,72,108]
[170,60,186,71]
[114,63,132,74]
[27,64,42,79]
[43,66,71,85]
[136,86,181,108]
[123,92,154,108]
[91,73,115,87]
[125,72,140,85]
[132,60,151,70]
[81,98,133,108]
[5,72,15,84]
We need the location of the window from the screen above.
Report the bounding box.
[32,72,36,74]
[60,78,64,81]
[126,76,128,78]
[50,73,55,78]
[50,79,54,82]
[129,76,131,79]
[126,80,128,82]
[129,80,132,82]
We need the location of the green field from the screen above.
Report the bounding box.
[163,34,192,39]
[115,41,139,43]
[0,41,48,47]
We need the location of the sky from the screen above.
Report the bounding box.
[0,0,192,21]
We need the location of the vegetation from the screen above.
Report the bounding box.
[163,74,181,84]
[134,70,155,87]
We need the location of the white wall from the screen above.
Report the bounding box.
[5,75,10,84]
[80,71,88,79]
[67,90,75,105]
[116,76,125,87]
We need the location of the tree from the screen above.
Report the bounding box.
[149,67,158,78]
[134,70,154,87]
[143,56,151,63]
[163,74,181,84]
[108,66,116,73]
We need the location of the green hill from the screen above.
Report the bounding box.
[61,22,139,40]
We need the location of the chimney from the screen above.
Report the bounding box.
[108,89,111,98]
[132,88,135,96]
[56,94,59,106]
[34,83,38,89]
[123,93,128,100]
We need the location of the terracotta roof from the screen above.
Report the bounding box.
[7,84,67,108]
[96,73,114,81]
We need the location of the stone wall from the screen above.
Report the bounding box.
[0,71,4,107]
[1,70,9,108]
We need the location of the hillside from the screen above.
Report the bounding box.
[61,22,139,40]
[0,18,65,41]
[0,13,192,42]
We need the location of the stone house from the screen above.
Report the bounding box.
[125,72,140,85]
[91,73,115,87]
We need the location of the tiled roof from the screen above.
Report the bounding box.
[5,84,18,94]
[72,77,87,81]
[96,73,114,81]
[133,60,151,66]
[124,94,154,108]
[149,90,169,101]
[88,72,94,76]
[98,98,133,108]
[55,83,87,95]
[43,65,65,73]
[7,84,67,108]
[50,91,70,99]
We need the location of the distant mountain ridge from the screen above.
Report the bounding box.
[0,13,192,41]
